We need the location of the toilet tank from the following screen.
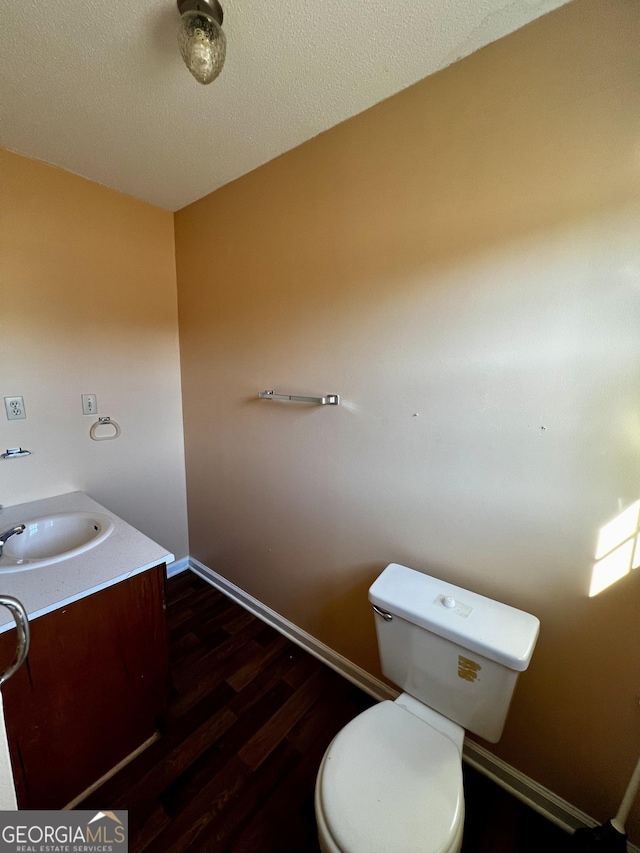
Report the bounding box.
[369,564,540,743]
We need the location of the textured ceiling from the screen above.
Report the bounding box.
[1,0,570,211]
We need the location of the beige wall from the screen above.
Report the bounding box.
[175,0,640,836]
[1,150,189,560]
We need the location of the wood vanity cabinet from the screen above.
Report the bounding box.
[0,564,169,809]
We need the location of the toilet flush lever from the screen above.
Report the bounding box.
[372,604,393,622]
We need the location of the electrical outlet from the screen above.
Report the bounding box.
[81,394,98,416]
[4,397,26,420]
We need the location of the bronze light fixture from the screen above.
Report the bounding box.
[177,0,226,85]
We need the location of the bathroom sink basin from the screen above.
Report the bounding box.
[0,512,115,572]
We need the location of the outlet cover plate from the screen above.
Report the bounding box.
[4,397,26,420]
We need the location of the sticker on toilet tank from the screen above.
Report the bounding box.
[458,655,482,681]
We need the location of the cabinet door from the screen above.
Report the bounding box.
[0,565,169,809]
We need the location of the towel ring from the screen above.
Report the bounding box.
[90,417,121,441]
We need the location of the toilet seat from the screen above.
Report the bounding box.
[315,701,464,853]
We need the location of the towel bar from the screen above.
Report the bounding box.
[258,390,340,406]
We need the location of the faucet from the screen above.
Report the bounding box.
[0,525,25,558]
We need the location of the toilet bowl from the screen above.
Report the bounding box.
[315,696,465,853]
[314,563,540,853]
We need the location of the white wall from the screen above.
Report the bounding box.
[1,149,189,560]
[175,0,640,835]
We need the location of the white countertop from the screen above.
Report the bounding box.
[0,492,174,633]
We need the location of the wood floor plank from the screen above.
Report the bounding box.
[281,646,324,689]
[226,633,289,692]
[123,706,237,813]
[238,667,329,771]
[191,740,300,853]
[159,679,296,819]
[127,801,171,853]
[167,590,233,635]
[226,645,304,717]
[220,607,256,635]
[171,634,268,714]
[287,687,360,755]
[82,680,236,814]
[230,704,334,853]
[159,755,250,853]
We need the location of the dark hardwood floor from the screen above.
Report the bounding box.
[82,571,570,852]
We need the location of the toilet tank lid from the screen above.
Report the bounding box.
[369,563,540,672]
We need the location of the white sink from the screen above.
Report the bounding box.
[0,512,115,572]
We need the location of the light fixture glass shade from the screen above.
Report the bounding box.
[177,9,226,85]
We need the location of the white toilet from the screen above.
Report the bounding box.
[315,563,540,853]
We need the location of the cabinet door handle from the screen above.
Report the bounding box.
[0,596,30,685]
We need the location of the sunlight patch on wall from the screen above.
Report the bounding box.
[589,501,640,596]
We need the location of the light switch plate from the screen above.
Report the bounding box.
[82,394,98,415]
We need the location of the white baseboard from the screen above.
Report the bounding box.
[166,557,190,578]
[463,742,640,851]
[184,558,638,849]
[188,557,395,702]
[463,740,591,834]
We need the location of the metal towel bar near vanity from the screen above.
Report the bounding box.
[258,390,340,406]
[0,596,30,685]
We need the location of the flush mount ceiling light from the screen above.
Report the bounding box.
[177,0,227,85]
